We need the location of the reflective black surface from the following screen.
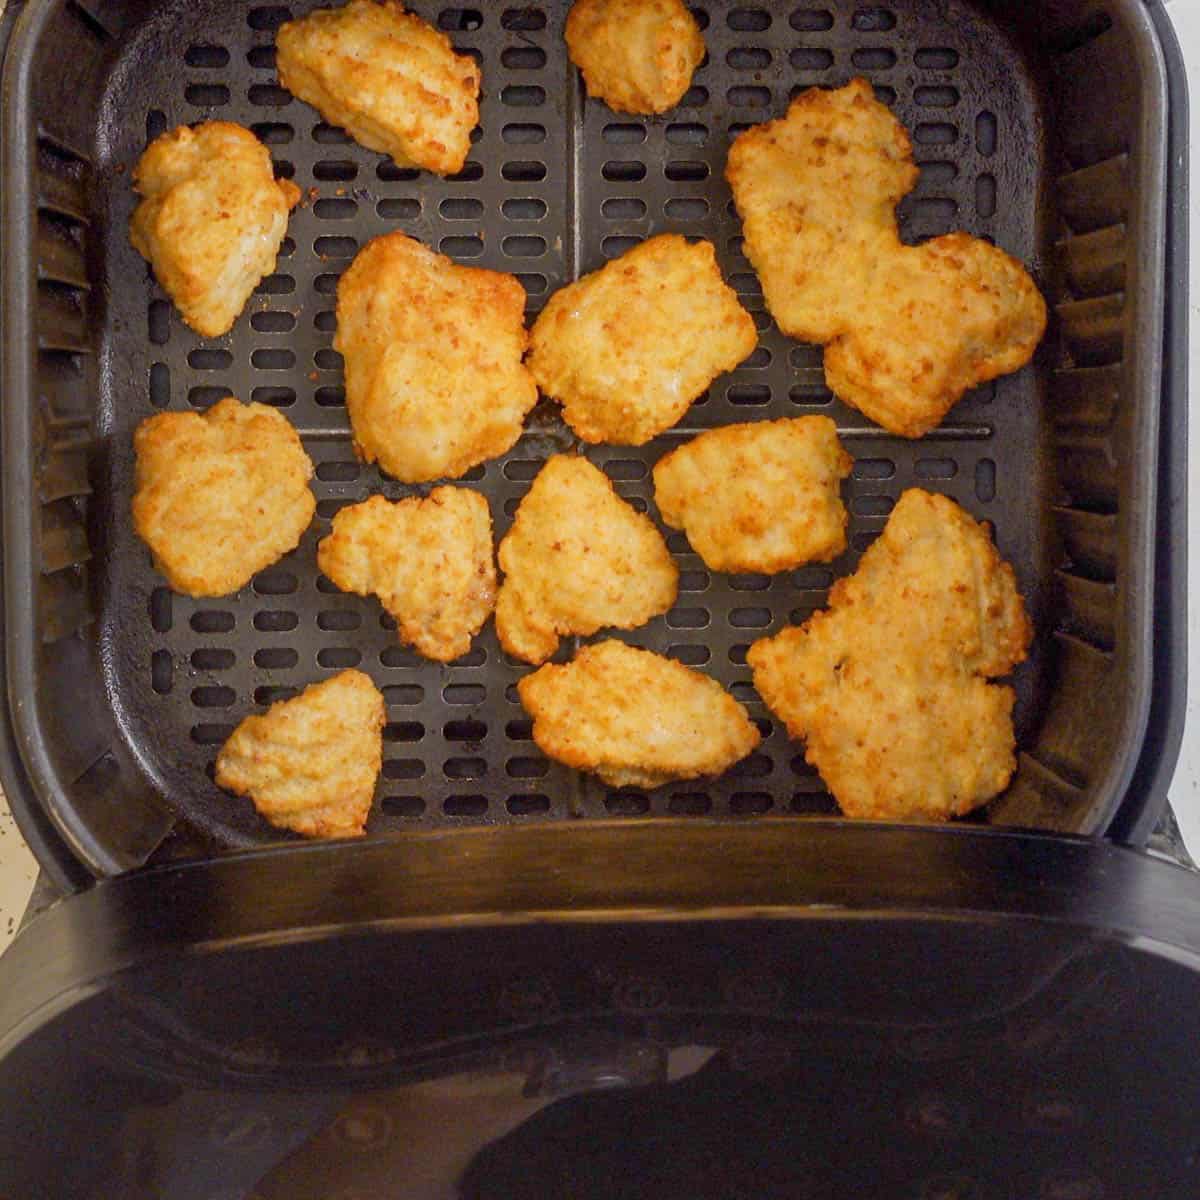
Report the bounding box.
[4,824,1200,1196]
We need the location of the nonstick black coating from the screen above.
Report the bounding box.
[1,0,1173,864]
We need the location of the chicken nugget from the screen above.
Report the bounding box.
[518,640,761,788]
[317,488,496,663]
[653,416,852,574]
[747,489,1032,822]
[130,121,300,338]
[276,0,480,176]
[726,77,916,344]
[565,0,705,115]
[822,234,1050,438]
[132,397,315,598]
[528,235,757,446]
[726,79,1046,437]
[336,232,538,483]
[496,455,678,665]
[216,670,385,839]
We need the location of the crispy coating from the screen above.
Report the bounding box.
[747,489,1033,822]
[317,488,496,663]
[726,77,916,344]
[276,0,480,176]
[496,455,678,665]
[335,232,538,483]
[132,397,315,598]
[518,640,761,788]
[653,416,852,574]
[216,670,385,839]
[823,234,1050,438]
[130,121,300,338]
[726,79,1047,437]
[565,0,705,115]
[528,235,758,445]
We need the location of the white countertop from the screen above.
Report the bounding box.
[0,3,1196,951]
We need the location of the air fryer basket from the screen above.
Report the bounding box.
[0,0,1176,874]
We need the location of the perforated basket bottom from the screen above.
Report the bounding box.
[93,0,1053,846]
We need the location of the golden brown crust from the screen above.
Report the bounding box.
[130,121,299,338]
[276,0,480,175]
[726,79,1046,437]
[132,397,315,598]
[726,78,917,345]
[215,670,385,839]
[317,488,496,663]
[822,234,1050,438]
[527,235,758,446]
[565,0,705,115]
[652,416,852,573]
[335,232,538,483]
[518,640,761,787]
[496,455,678,665]
[747,489,1033,822]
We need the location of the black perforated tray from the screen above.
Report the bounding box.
[0,0,1182,874]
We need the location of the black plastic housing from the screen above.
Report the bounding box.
[6,825,1200,1196]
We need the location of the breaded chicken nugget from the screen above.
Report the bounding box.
[130,121,300,338]
[653,416,852,574]
[747,489,1032,822]
[276,0,480,176]
[132,397,315,598]
[496,455,678,665]
[336,232,538,483]
[726,79,1046,438]
[726,77,915,344]
[518,640,761,788]
[565,0,705,115]
[528,235,757,446]
[216,670,385,839]
[822,234,1050,438]
[317,488,495,663]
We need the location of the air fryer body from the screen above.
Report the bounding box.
[4,825,1200,1198]
[0,0,1191,1194]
